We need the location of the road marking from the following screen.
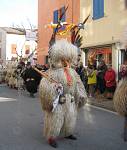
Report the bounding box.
[0,97,17,102]
[86,103,118,115]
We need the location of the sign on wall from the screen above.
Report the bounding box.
[25,30,37,41]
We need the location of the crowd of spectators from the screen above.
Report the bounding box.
[76,60,125,99]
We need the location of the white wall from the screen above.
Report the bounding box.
[80,0,127,75]
[6,34,25,60]
[80,0,127,47]
[6,34,37,60]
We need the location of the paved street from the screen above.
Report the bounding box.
[0,85,127,150]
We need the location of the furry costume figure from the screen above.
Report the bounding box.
[5,70,11,85]
[114,79,127,116]
[5,61,16,87]
[8,62,18,88]
[0,64,3,83]
[2,67,7,83]
[113,26,127,141]
[39,39,87,148]
[14,63,25,90]
[113,78,127,141]
[8,69,16,88]
[4,62,11,84]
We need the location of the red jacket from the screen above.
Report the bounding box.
[104,69,116,87]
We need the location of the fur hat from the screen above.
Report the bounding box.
[49,39,78,68]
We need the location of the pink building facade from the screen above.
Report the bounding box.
[38,0,80,64]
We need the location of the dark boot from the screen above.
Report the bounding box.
[48,137,58,148]
[65,135,77,140]
[30,93,35,98]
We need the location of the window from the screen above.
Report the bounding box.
[53,6,66,31]
[53,10,58,24]
[93,0,104,20]
[11,44,17,54]
[59,6,66,22]
[53,6,65,23]
[59,6,66,30]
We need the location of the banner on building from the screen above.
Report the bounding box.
[25,30,37,41]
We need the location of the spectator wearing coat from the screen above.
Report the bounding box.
[87,65,97,97]
[22,62,42,97]
[97,60,107,94]
[104,64,116,99]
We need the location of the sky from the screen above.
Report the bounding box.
[0,0,38,28]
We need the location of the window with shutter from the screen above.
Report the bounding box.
[53,6,66,31]
[93,0,104,20]
[53,10,58,23]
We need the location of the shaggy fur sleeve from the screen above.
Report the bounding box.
[39,78,58,112]
[74,70,88,108]
[113,79,127,116]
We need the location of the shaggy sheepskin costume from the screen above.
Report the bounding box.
[113,77,127,141]
[8,61,18,89]
[0,68,6,83]
[114,78,127,116]
[39,39,87,147]
[113,27,127,141]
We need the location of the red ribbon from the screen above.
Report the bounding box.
[64,67,72,86]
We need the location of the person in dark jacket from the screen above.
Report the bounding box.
[76,62,88,92]
[97,60,107,94]
[22,62,42,97]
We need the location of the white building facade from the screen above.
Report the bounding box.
[0,27,37,63]
[80,0,127,79]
